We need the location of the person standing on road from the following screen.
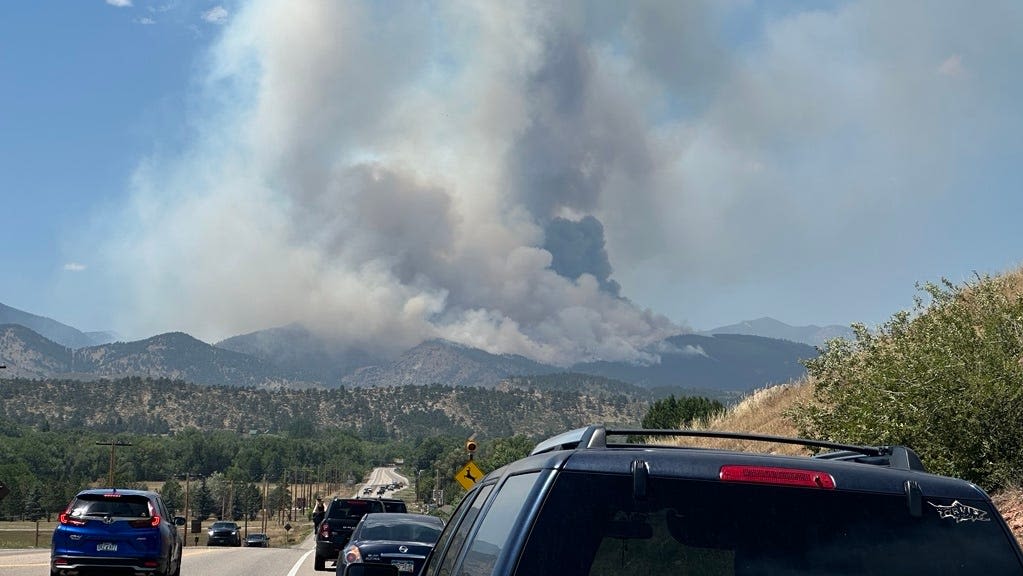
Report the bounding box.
[312,497,325,528]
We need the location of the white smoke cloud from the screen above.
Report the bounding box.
[98,0,1023,363]
[202,6,229,24]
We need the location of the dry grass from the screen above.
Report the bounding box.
[0,520,55,548]
[988,265,1023,299]
[657,380,815,455]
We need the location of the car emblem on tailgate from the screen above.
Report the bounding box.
[398,545,408,553]
[104,516,114,524]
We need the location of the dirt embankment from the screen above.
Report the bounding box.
[992,488,1023,548]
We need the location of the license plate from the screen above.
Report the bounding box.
[97,542,118,552]
[391,560,414,573]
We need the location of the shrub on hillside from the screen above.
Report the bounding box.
[794,274,1023,490]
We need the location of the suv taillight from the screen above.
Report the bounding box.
[59,511,87,527]
[318,522,331,538]
[130,516,161,528]
[719,465,836,489]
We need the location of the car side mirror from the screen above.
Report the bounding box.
[343,563,400,576]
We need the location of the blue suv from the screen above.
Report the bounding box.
[51,488,184,576]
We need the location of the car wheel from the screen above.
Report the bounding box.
[314,554,326,571]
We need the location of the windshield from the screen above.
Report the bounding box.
[360,519,442,543]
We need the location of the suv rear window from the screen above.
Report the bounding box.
[382,499,408,513]
[69,494,152,519]
[327,499,380,519]
[515,471,1023,575]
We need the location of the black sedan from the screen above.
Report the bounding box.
[244,532,270,547]
[336,513,444,576]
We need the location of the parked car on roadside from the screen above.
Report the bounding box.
[337,513,444,576]
[51,488,184,576]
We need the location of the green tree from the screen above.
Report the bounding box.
[477,435,533,474]
[794,276,1023,490]
[268,484,291,518]
[193,479,216,520]
[159,479,184,514]
[237,483,262,520]
[641,395,724,429]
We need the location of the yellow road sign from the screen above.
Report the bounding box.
[454,460,485,490]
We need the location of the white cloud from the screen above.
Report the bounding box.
[106,0,133,7]
[135,17,156,25]
[202,6,229,24]
[64,263,87,272]
[938,54,965,77]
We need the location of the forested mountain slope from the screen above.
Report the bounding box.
[0,375,647,440]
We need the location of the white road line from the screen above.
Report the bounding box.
[286,548,315,576]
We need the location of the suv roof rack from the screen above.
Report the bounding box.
[531,425,926,472]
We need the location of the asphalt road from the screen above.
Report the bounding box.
[2,468,411,576]
[359,467,408,497]
[1,534,317,576]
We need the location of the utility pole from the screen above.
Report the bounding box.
[95,440,132,487]
[261,475,269,535]
[183,473,191,546]
[0,365,7,501]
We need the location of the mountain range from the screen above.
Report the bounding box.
[701,317,854,347]
[0,302,830,395]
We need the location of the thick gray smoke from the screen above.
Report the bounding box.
[96,0,1020,364]
[544,217,621,297]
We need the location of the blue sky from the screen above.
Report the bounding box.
[2,1,1022,366]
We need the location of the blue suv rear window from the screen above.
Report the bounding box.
[70,494,151,518]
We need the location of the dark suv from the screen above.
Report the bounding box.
[415,426,1023,576]
[315,498,388,571]
[207,520,242,546]
[51,488,184,576]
